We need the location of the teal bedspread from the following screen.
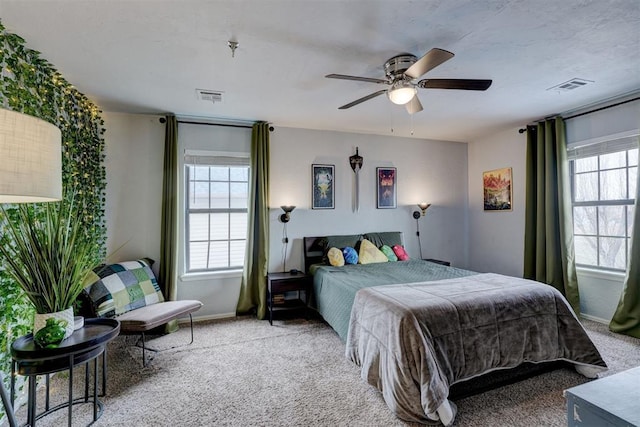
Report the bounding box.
[311,259,476,340]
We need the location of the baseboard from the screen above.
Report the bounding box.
[178,312,237,324]
[580,313,610,324]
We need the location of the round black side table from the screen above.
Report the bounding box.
[10,318,120,427]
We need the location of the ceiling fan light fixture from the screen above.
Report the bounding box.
[387,80,417,105]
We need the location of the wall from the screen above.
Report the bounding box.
[564,95,639,322]
[103,112,164,269]
[103,117,470,319]
[104,100,635,324]
[467,95,639,322]
[269,127,469,273]
[175,121,252,320]
[467,127,527,277]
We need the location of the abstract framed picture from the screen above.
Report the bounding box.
[312,164,335,209]
[376,167,397,209]
[483,167,512,211]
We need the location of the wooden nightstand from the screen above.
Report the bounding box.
[266,272,312,325]
[424,258,451,266]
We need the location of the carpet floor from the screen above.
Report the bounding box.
[13,316,640,427]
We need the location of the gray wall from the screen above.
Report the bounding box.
[104,97,638,322]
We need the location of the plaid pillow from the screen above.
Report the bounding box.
[84,258,164,317]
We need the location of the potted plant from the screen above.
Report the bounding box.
[0,195,99,345]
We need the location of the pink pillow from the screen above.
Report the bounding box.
[392,245,409,261]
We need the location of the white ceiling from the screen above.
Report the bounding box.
[1,0,639,142]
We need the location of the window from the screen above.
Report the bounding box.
[185,157,249,272]
[569,137,638,271]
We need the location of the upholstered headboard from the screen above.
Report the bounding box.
[303,232,404,273]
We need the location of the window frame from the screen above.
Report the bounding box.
[184,161,250,273]
[569,143,637,272]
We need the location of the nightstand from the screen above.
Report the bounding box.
[424,258,451,266]
[266,272,312,325]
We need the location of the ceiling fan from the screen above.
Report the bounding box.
[326,48,492,114]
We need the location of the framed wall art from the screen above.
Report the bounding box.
[312,164,335,209]
[376,167,397,209]
[483,167,512,211]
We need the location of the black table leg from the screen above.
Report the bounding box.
[10,360,15,408]
[102,349,107,396]
[68,354,73,427]
[27,375,37,427]
[45,374,50,411]
[0,372,17,427]
[93,356,98,421]
[84,362,89,402]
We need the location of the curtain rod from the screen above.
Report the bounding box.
[518,95,640,133]
[159,117,274,131]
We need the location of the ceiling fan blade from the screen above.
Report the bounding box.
[338,90,387,109]
[404,48,454,79]
[405,96,423,115]
[417,79,493,90]
[325,74,388,85]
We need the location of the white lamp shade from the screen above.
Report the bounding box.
[388,87,416,105]
[0,108,62,203]
[387,80,417,105]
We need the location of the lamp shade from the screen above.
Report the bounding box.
[0,109,62,203]
[387,80,417,105]
[280,205,296,223]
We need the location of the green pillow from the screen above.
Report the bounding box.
[83,259,164,317]
[380,245,398,262]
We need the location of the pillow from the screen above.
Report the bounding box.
[316,234,363,252]
[392,245,409,261]
[83,258,164,317]
[380,245,398,262]
[359,239,389,264]
[316,234,363,263]
[342,247,358,264]
[363,232,403,248]
[327,247,345,267]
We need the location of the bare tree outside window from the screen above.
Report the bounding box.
[571,147,638,271]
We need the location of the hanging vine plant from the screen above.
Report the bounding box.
[0,20,107,420]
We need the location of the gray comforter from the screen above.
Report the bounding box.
[346,273,607,424]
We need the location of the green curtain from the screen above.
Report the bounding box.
[524,117,581,313]
[236,122,270,319]
[159,114,179,332]
[609,143,640,338]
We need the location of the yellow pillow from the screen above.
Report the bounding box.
[327,247,345,266]
[358,239,388,264]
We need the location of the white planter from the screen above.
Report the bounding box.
[74,315,84,330]
[33,307,75,339]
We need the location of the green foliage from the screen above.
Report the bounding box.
[0,196,101,313]
[0,20,107,422]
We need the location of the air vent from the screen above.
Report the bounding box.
[547,78,593,92]
[196,89,223,103]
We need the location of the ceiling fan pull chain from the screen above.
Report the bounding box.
[389,102,394,134]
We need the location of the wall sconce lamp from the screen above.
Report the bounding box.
[412,203,431,259]
[279,205,296,223]
[412,203,431,219]
[279,205,296,273]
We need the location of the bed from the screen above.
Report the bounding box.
[304,232,607,426]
